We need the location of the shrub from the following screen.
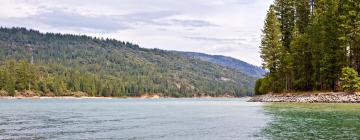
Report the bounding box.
[255,77,271,95]
[255,78,263,95]
[0,90,9,96]
[340,67,360,93]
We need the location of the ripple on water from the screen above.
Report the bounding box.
[0,99,269,139]
[263,103,360,139]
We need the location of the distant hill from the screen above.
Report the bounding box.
[0,27,256,97]
[179,52,266,78]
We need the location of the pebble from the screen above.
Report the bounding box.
[248,92,360,103]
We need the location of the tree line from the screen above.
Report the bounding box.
[0,27,254,97]
[0,59,163,97]
[256,0,360,94]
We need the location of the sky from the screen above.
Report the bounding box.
[0,0,273,66]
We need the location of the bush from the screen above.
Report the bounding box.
[260,77,271,94]
[255,79,263,95]
[340,67,360,93]
[255,77,271,95]
[0,90,9,96]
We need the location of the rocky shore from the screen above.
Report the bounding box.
[249,92,360,103]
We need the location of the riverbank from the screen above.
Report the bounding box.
[0,96,115,100]
[249,92,360,103]
[0,95,161,100]
[0,94,241,100]
[0,90,241,99]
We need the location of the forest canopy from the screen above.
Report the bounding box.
[0,27,255,97]
[257,0,360,94]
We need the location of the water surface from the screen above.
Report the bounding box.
[0,98,268,140]
[263,103,360,139]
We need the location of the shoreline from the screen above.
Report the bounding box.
[0,96,246,100]
[249,92,360,103]
[0,90,243,100]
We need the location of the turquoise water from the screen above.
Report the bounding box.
[0,98,268,140]
[262,103,360,140]
[3,99,359,139]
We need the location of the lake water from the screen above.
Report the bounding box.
[2,99,360,140]
[0,98,268,140]
[263,103,360,140]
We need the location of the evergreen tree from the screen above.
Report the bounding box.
[0,26,259,97]
[317,0,346,90]
[259,0,357,93]
[5,60,16,95]
[4,71,16,96]
[290,0,312,91]
[274,0,296,50]
[340,67,360,93]
[15,60,36,91]
[338,0,360,71]
[260,5,283,92]
[274,0,296,91]
[0,69,5,90]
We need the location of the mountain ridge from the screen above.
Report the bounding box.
[178,52,266,78]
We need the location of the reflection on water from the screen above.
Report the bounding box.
[0,98,268,140]
[263,103,360,140]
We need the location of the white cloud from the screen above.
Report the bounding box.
[0,0,40,18]
[0,0,273,66]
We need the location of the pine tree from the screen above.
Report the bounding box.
[290,0,312,91]
[4,60,16,95]
[338,0,360,71]
[54,76,66,96]
[274,0,296,91]
[0,69,5,90]
[318,0,346,90]
[308,1,326,90]
[258,0,360,93]
[4,71,16,96]
[275,0,296,50]
[295,0,311,33]
[15,60,36,91]
[260,5,283,92]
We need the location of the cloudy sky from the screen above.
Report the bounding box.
[0,0,272,66]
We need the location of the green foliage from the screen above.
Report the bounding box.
[340,67,360,93]
[254,76,272,95]
[261,5,282,72]
[0,60,16,96]
[274,0,295,50]
[0,27,256,97]
[259,0,359,93]
[15,60,37,91]
[260,5,283,93]
[338,0,360,72]
[254,78,262,95]
[260,76,272,95]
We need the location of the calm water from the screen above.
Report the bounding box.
[0,98,268,140]
[2,99,360,140]
[263,103,360,140]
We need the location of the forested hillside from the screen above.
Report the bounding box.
[180,52,266,78]
[257,0,360,94]
[0,27,255,97]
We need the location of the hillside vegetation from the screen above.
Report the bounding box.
[180,52,266,78]
[0,27,255,97]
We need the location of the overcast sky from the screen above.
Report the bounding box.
[0,0,272,66]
